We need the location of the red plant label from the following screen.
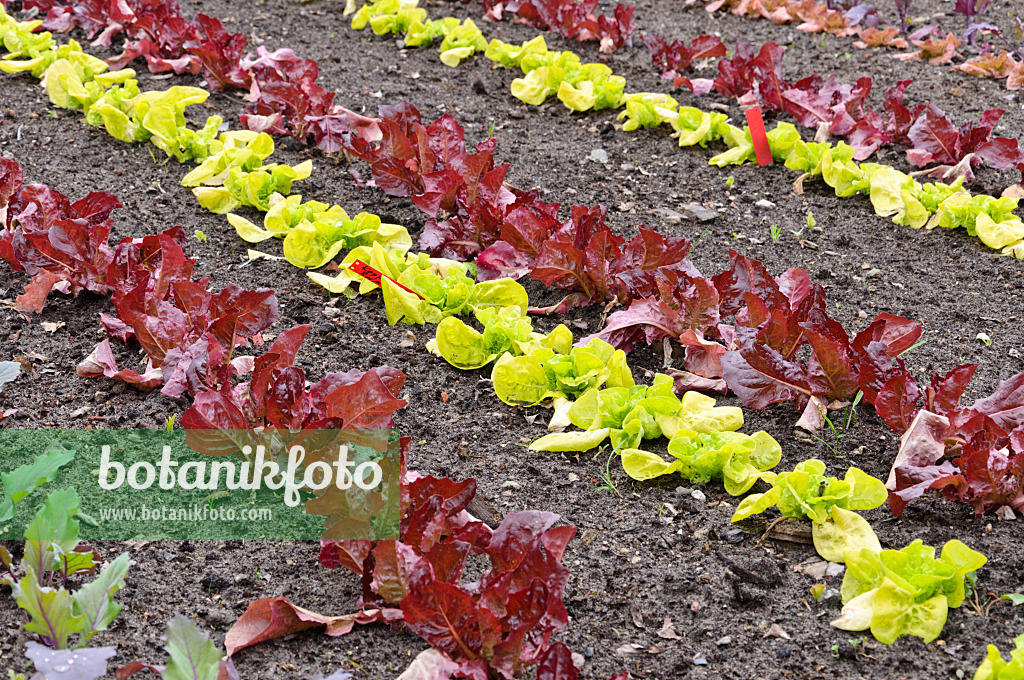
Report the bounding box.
[745,106,773,166]
[348,260,424,299]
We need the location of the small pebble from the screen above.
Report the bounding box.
[693,656,708,666]
[724,528,744,544]
[755,199,776,209]
[676,487,693,496]
[820,588,842,605]
[716,636,732,646]
[691,489,707,503]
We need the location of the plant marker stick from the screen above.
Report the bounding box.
[347,260,425,299]
[745,106,773,166]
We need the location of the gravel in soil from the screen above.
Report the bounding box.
[1,0,1024,678]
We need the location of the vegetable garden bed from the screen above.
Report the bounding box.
[1,0,1023,678]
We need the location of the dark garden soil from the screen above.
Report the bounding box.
[2,0,1024,678]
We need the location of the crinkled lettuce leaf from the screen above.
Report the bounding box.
[832,538,987,645]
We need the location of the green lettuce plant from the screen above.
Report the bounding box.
[42,54,135,110]
[437,19,487,67]
[833,539,987,645]
[731,459,887,562]
[0,14,66,77]
[350,1,485,66]
[351,0,427,36]
[975,634,1024,680]
[616,92,680,131]
[194,162,313,213]
[228,194,412,268]
[404,17,460,47]
[181,130,275,183]
[310,243,528,326]
[491,338,632,407]
[427,307,572,370]
[530,378,738,450]
[484,35,548,68]
[529,374,682,452]
[525,373,779,492]
[622,428,781,495]
[488,37,626,111]
[71,79,221,161]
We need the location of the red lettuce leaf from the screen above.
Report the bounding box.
[644,33,727,79]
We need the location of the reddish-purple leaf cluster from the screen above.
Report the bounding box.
[882,370,1024,518]
[347,102,515,261]
[23,0,381,154]
[318,472,578,680]
[904,103,1024,181]
[237,46,384,154]
[351,104,695,311]
[75,229,281,398]
[181,324,407,432]
[0,157,123,314]
[26,0,249,87]
[642,33,727,85]
[480,0,636,53]
[587,251,922,425]
[644,36,1024,173]
[479,209,699,313]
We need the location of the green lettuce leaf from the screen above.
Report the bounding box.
[484,36,549,68]
[616,93,679,132]
[492,339,632,407]
[730,459,886,526]
[973,634,1024,680]
[833,538,987,644]
[437,18,487,67]
[164,614,224,680]
[811,506,882,563]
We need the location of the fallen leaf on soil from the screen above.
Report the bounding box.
[657,617,682,640]
[40,321,65,333]
[225,597,396,655]
[629,603,645,628]
[616,642,664,656]
[766,623,792,640]
[115,661,165,679]
[1003,184,1024,199]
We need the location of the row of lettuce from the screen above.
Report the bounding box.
[0,7,598,679]
[347,0,1024,259]
[3,2,1024,673]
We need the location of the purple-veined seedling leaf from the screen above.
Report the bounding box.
[163,614,223,680]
